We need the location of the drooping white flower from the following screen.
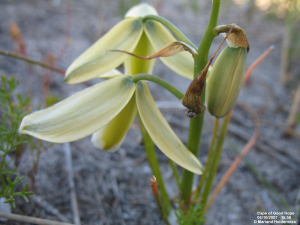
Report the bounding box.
[20,74,202,174]
[64,3,194,84]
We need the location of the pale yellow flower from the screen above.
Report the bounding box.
[64,3,194,84]
[19,73,202,174]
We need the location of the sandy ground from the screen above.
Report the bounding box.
[0,0,299,224]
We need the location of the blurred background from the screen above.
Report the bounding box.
[0,0,299,224]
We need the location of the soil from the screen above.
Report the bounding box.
[0,0,299,225]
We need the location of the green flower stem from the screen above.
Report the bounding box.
[194,118,219,200]
[168,159,181,188]
[138,116,171,216]
[180,0,221,204]
[201,115,230,209]
[142,15,197,49]
[132,74,184,100]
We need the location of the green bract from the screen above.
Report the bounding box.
[206,46,247,118]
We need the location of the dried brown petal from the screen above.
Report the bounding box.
[181,70,207,115]
[214,24,250,52]
[108,41,198,60]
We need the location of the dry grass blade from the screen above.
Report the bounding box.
[243,45,274,85]
[64,143,81,225]
[151,176,170,225]
[31,195,70,223]
[0,212,75,225]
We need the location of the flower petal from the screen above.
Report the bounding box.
[125,3,158,18]
[19,76,135,143]
[99,69,123,79]
[136,82,202,174]
[144,20,194,80]
[124,31,156,76]
[91,94,137,152]
[65,18,143,84]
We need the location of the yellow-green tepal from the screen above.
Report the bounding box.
[206,45,247,118]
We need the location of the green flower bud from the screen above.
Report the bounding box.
[206,45,247,118]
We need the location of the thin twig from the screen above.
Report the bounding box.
[0,50,65,75]
[64,143,81,225]
[227,124,300,170]
[205,104,260,210]
[0,212,74,225]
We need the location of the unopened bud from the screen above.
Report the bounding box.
[182,21,248,118]
[206,45,247,118]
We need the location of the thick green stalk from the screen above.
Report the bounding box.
[132,74,184,100]
[138,116,171,216]
[201,115,230,209]
[180,0,221,204]
[194,118,219,200]
[142,15,197,49]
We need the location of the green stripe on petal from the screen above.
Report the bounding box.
[136,81,202,174]
[65,18,143,84]
[124,31,156,76]
[144,20,194,80]
[19,76,135,143]
[91,94,137,152]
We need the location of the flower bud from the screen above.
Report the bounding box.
[206,45,247,118]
